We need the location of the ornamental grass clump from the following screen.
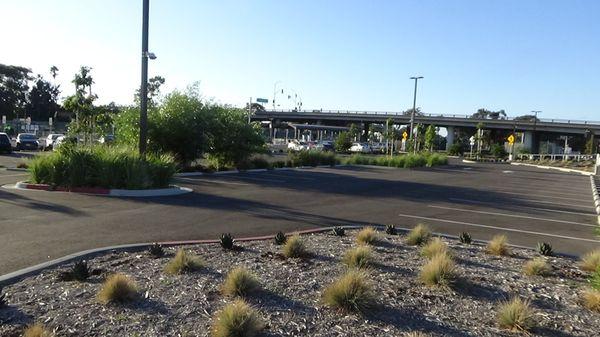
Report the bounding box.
[421,237,449,259]
[405,332,430,337]
[419,253,456,287]
[523,257,551,276]
[212,299,264,337]
[322,269,374,313]
[486,234,511,256]
[222,267,260,297]
[97,273,138,304]
[23,324,53,337]
[342,246,373,269]
[164,249,204,275]
[356,226,378,245]
[581,288,600,312]
[406,224,431,246]
[580,249,600,272]
[497,297,535,332]
[282,235,309,258]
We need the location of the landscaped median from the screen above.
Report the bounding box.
[1,226,599,336]
[14,145,191,197]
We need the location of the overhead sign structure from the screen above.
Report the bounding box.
[256,98,269,104]
[507,134,515,144]
[402,131,408,140]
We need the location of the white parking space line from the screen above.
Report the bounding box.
[259,172,318,181]
[428,205,596,227]
[486,190,592,203]
[177,177,251,186]
[0,173,29,178]
[509,198,595,209]
[449,197,597,217]
[482,187,588,198]
[397,213,600,243]
[485,184,590,195]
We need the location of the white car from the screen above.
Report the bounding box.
[349,142,372,153]
[287,140,309,152]
[44,133,64,150]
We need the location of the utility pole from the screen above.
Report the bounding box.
[531,110,541,154]
[139,0,150,156]
[409,76,423,153]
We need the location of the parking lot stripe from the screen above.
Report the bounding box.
[428,205,596,227]
[448,197,597,217]
[483,190,592,203]
[0,173,29,178]
[177,177,251,186]
[397,213,600,243]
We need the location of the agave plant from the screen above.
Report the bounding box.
[273,231,287,245]
[385,224,397,235]
[0,287,6,307]
[332,226,346,237]
[220,233,235,250]
[148,243,165,258]
[58,260,90,282]
[537,242,553,256]
[459,232,472,244]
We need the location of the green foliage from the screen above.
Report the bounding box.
[28,145,176,189]
[537,242,553,256]
[0,286,6,307]
[0,63,31,120]
[148,243,165,258]
[220,233,235,250]
[490,144,508,159]
[212,299,264,337]
[459,232,472,244]
[385,224,397,235]
[27,74,60,121]
[290,150,338,167]
[590,268,600,291]
[447,143,464,156]
[424,125,437,151]
[344,153,447,169]
[425,153,448,167]
[273,231,287,245]
[334,131,352,152]
[58,260,90,282]
[332,226,346,236]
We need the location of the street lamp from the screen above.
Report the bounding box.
[531,110,541,152]
[273,81,282,110]
[409,76,424,152]
[139,0,157,156]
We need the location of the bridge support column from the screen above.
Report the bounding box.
[523,131,534,152]
[445,126,455,151]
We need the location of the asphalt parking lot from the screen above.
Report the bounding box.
[0,158,598,275]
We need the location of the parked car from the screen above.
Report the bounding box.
[44,133,65,150]
[16,133,39,151]
[0,133,12,154]
[287,140,309,152]
[370,143,385,153]
[315,140,334,152]
[349,142,372,153]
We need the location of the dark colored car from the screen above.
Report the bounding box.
[0,133,12,154]
[16,133,39,151]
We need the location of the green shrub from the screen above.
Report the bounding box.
[28,145,176,189]
[459,232,472,244]
[97,273,138,304]
[385,224,397,235]
[212,299,264,337]
[58,260,90,282]
[248,157,272,170]
[342,246,373,269]
[334,131,352,152]
[491,144,508,159]
[148,243,165,258]
[403,153,428,168]
[273,231,287,245]
[322,269,374,313]
[497,297,535,332]
[220,233,235,250]
[290,150,338,167]
[537,242,553,256]
[164,249,204,275]
[222,267,260,297]
[0,287,6,307]
[590,268,600,290]
[447,143,464,156]
[406,224,431,246]
[332,226,346,236]
[425,153,448,167]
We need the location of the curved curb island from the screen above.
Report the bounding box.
[11,181,193,197]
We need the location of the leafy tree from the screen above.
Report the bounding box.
[490,144,508,159]
[135,75,165,107]
[348,123,361,141]
[0,64,31,119]
[402,107,423,116]
[471,108,506,120]
[367,124,378,143]
[64,66,98,143]
[334,131,352,152]
[26,75,60,121]
[424,125,437,151]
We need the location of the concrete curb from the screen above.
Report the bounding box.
[510,162,594,176]
[590,176,600,225]
[0,224,574,287]
[174,165,348,177]
[10,181,193,197]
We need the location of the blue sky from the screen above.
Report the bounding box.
[2,0,599,120]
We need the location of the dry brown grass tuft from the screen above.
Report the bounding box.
[356,226,379,245]
[164,249,204,275]
[97,273,138,304]
[282,235,310,258]
[420,237,449,259]
[212,299,264,337]
[322,269,374,313]
[523,257,551,276]
[406,223,431,246]
[582,288,600,312]
[580,249,600,272]
[419,252,456,287]
[404,332,430,337]
[342,246,373,269]
[486,235,511,256]
[497,297,535,332]
[23,324,53,337]
[222,267,260,297]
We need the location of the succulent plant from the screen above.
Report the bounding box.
[332,226,346,237]
[220,233,235,250]
[58,260,90,282]
[149,243,165,258]
[273,231,287,245]
[459,232,472,244]
[537,242,553,256]
[0,287,6,307]
[385,224,397,235]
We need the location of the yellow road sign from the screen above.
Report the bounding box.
[507,134,515,144]
[402,131,408,140]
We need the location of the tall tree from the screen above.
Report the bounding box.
[64,66,98,142]
[26,75,60,121]
[0,64,31,119]
[424,124,437,151]
[135,75,165,107]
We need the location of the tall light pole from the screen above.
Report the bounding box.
[273,81,282,110]
[531,110,541,153]
[139,0,156,156]
[409,76,423,152]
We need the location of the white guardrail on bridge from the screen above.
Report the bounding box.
[516,153,596,162]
